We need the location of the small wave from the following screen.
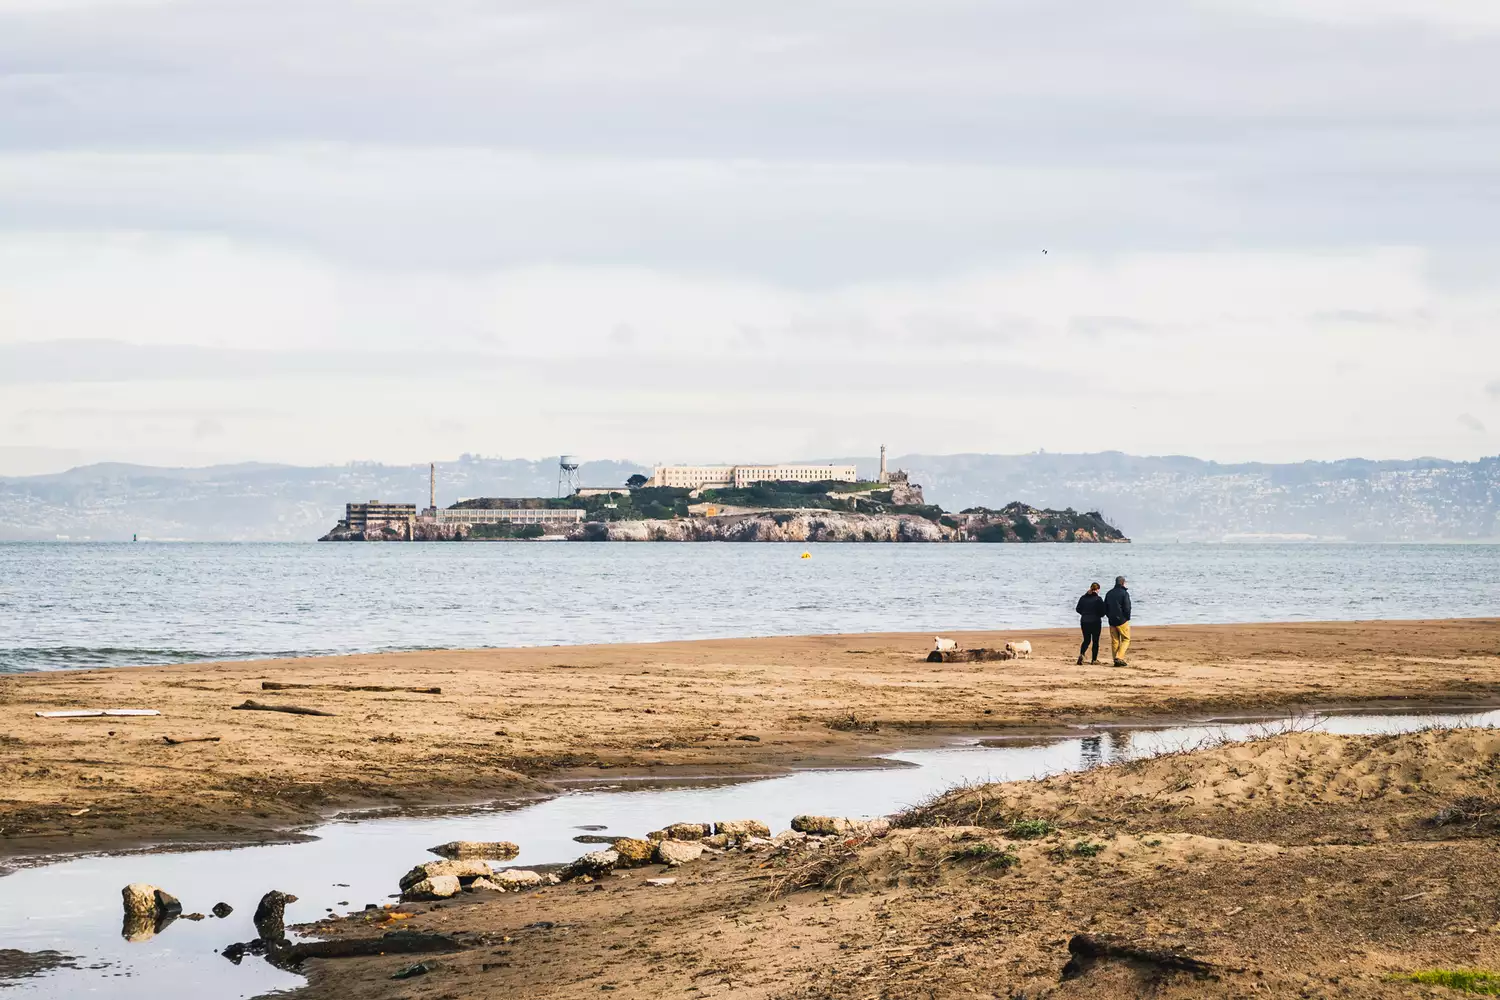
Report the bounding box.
[0,643,460,672]
[0,646,312,672]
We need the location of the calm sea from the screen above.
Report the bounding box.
[2,542,1497,672]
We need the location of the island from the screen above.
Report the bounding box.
[319,478,1128,543]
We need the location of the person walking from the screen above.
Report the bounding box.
[1104,575,1132,666]
[1075,582,1105,665]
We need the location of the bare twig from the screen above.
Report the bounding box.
[260,682,441,695]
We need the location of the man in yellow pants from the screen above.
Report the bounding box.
[1104,576,1132,667]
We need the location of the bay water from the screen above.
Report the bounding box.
[3,542,1498,673]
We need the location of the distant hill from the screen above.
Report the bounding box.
[854,452,1500,543]
[1,452,1496,542]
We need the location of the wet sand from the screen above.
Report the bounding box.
[1,618,1497,859]
[291,725,1500,999]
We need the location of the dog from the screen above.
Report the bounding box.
[933,637,958,652]
[1004,640,1033,659]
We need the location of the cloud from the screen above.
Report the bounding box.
[1458,413,1487,433]
[0,0,1494,469]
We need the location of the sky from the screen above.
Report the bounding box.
[2,0,1499,476]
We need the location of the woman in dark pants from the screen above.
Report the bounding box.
[1075,582,1105,665]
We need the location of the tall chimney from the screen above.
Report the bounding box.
[879,444,887,483]
[429,463,436,511]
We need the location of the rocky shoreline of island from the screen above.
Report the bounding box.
[318,502,1129,543]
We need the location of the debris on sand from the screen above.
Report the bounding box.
[1060,933,1216,982]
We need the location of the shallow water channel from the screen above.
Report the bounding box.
[4,708,1498,998]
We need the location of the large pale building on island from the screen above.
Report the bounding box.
[649,463,858,490]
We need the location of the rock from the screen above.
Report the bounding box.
[771,830,808,847]
[561,849,619,880]
[790,816,890,837]
[543,873,561,885]
[122,884,158,918]
[153,889,183,917]
[399,860,494,892]
[122,884,182,921]
[391,962,433,980]
[211,902,234,918]
[714,819,772,840]
[402,875,461,901]
[427,840,520,860]
[646,822,711,841]
[644,877,677,887]
[701,834,730,849]
[655,840,705,867]
[735,734,761,741]
[741,835,775,851]
[611,838,657,867]
[182,913,205,921]
[491,870,544,891]
[465,878,502,892]
[252,890,298,941]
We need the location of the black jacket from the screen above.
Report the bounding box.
[1104,585,1131,627]
[1075,592,1106,624]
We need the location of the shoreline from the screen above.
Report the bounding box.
[2,618,1498,861]
[5,693,1500,869]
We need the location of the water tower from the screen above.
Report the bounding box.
[558,454,581,496]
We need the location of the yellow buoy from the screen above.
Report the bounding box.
[800,551,811,559]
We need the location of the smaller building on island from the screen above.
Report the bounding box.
[343,501,416,534]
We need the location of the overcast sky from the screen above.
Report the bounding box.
[2,0,1499,475]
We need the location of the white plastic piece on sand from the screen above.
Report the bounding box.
[36,709,161,718]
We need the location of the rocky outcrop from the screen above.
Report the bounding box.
[398,860,493,892]
[611,838,658,867]
[714,819,772,841]
[560,849,619,881]
[428,840,520,860]
[654,840,705,866]
[402,875,462,901]
[561,505,1126,543]
[571,512,951,542]
[647,822,711,841]
[121,884,183,942]
[490,870,545,891]
[790,816,893,837]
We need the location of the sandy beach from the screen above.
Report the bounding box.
[1,618,1497,859]
[291,724,1500,999]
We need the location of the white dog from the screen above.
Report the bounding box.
[1004,640,1033,659]
[933,637,958,652]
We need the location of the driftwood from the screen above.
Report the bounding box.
[1061,933,1216,982]
[224,931,462,968]
[162,736,221,746]
[36,709,160,718]
[260,682,442,695]
[231,700,335,717]
[278,932,464,964]
[925,648,1016,663]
